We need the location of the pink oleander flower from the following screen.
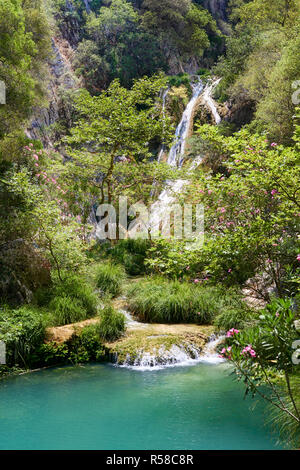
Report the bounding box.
[207,190,212,195]
[35,163,39,167]
[266,259,272,264]
[33,154,39,161]
[271,142,277,147]
[194,279,200,284]
[242,344,256,358]
[271,189,277,196]
[297,254,300,262]
[226,328,239,338]
[228,268,232,273]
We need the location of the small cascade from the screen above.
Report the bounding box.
[113,335,225,371]
[198,334,225,364]
[121,308,148,329]
[115,343,203,371]
[168,78,204,168]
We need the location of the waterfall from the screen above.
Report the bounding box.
[149,77,221,236]
[168,78,204,168]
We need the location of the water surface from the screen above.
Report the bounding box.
[0,362,283,450]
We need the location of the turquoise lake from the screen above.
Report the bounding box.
[0,362,284,450]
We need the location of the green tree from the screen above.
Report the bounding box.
[52,76,176,227]
[0,0,50,140]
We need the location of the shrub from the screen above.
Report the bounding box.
[127,278,250,325]
[95,263,126,297]
[35,274,98,325]
[214,307,257,331]
[49,296,87,326]
[0,306,46,368]
[52,274,98,316]
[96,305,126,342]
[97,239,150,275]
[35,326,106,367]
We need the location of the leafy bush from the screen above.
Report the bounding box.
[52,275,98,316]
[127,278,249,325]
[95,263,126,297]
[103,239,150,275]
[221,298,300,447]
[96,305,126,342]
[168,73,192,91]
[49,296,87,326]
[0,306,46,368]
[35,274,98,325]
[214,306,257,331]
[35,326,106,367]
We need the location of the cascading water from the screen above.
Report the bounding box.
[149,77,221,235]
[168,77,204,168]
[202,78,222,125]
[114,336,225,371]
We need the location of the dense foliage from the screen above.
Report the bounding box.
[0,0,299,446]
[127,278,252,325]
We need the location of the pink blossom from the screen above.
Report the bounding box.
[194,279,200,284]
[297,254,300,262]
[271,142,277,147]
[228,269,232,273]
[35,163,39,167]
[33,154,39,161]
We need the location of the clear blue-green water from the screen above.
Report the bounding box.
[0,362,284,450]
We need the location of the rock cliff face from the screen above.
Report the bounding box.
[203,0,229,34]
[203,0,229,22]
[26,37,79,146]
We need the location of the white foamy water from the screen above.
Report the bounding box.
[202,78,222,125]
[168,78,204,168]
[197,335,226,364]
[121,308,148,329]
[114,336,225,371]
